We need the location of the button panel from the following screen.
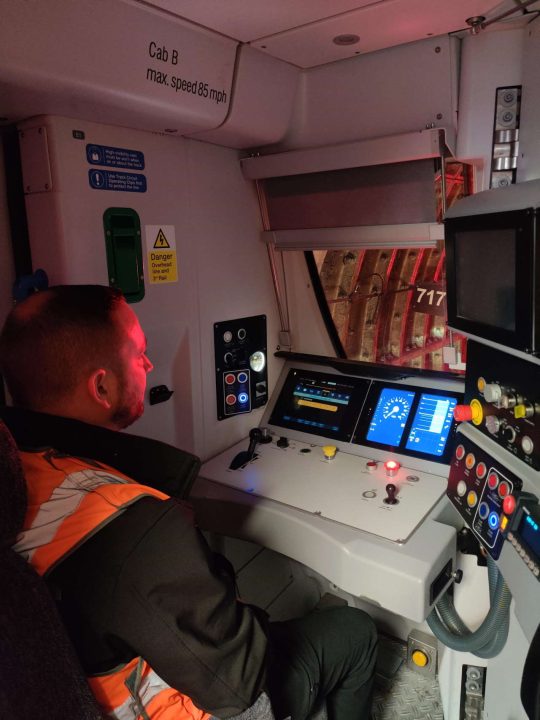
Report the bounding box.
[447,433,522,559]
[462,342,540,470]
[214,314,268,420]
[222,369,251,416]
[507,532,540,580]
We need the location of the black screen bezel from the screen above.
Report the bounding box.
[268,368,371,443]
[445,208,537,352]
[352,380,462,464]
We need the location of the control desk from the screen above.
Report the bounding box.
[191,359,464,622]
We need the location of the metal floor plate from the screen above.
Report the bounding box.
[373,636,444,720]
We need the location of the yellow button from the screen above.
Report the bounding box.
[322,445,337,459]
[412,650,429,667]
[500,515,509,531]
[470,399,483,426]
[514,404,526,419]
[477,377,486,393]
[467,491,478,507]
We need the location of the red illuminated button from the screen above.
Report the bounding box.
[225,393,236,406]
[487,472,499,490]
[465,453,476,470]
[384,460,400,477]
[498,482,509,498]
[455,444,465,461]
[476,462,487,479]
[502,495,517,515]
[225,373,236,385]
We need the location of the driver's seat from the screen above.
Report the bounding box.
[0,418,104,719]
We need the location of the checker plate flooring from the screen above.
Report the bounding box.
[372,636,444,720]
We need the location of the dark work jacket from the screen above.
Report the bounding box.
[1,407,269,718]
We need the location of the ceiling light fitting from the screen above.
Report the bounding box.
[333,33,360,46]
[465,16,485,34]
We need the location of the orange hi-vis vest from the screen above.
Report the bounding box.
[15,448,211,720]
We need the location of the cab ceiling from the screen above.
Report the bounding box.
[135,0,530,68]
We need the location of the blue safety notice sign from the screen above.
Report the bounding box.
[88,169,147,193]
[86,144,145,171]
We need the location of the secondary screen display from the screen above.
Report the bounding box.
[269,369,370,442]
[405,393,458,457]
[355,382,461,463]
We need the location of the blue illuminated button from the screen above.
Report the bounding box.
[488,512,499,530]
[237,372,248,384]
[238,392,249,404]
[478,502,490,520]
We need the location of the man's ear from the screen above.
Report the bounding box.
[87,369,114,409]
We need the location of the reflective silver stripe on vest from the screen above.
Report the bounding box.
[110,668,173,720]
[14,469,130,561]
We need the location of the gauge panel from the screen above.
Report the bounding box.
[353,381,460,464]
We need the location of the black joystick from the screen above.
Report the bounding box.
[229,428,262,470]
[246,427,262,457]
[384,483,399,505]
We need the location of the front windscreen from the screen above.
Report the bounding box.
[455,228,516,331]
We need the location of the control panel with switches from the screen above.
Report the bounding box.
[192,359,462,621]
[447,430,523,559]
[455,340,540,469]
[214,315,268,420]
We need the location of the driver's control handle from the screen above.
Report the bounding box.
[229,428,263,470]
[384,483,399,505]
[246,427,263,458]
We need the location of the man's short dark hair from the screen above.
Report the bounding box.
[0,285,125,410]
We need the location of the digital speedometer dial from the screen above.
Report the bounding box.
[382,395,411,421]
[367,388,416,447]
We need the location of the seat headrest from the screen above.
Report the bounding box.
[0,419,27,543]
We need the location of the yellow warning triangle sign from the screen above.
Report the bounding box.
[153,228,170,249]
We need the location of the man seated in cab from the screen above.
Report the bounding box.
[0,285,377,720]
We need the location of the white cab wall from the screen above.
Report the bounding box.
[19,116,281,459]
[456,22,525,190]
[283,251,335,356]
[517,17,540,182]
[273,35,459,152]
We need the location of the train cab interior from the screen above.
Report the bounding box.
[2,1,540,718]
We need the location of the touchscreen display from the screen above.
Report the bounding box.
[366,388,415,447]
[269,369,369,442]
[405,393,458,457]
[354,381,461,463]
